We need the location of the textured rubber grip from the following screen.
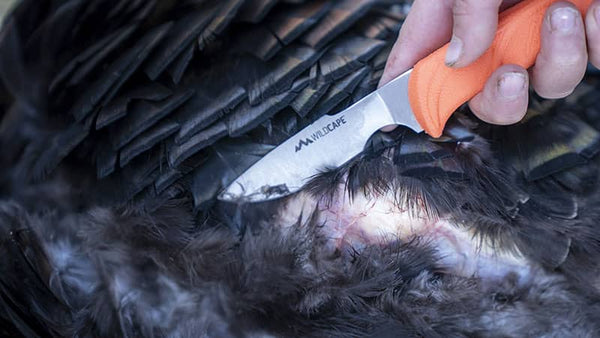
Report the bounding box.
[408,0,592,138]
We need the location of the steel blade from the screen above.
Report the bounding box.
[218,69,421,202]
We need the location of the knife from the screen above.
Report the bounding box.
[219,0,592,203]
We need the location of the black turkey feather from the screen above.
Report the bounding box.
[2,0,600,336]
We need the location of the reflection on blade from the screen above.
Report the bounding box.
[218,70,421,202]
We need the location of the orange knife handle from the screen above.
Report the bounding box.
[408,0,592,138]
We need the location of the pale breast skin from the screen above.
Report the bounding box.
[276,181,538,283]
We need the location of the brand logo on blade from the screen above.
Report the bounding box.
[295,116,347,152]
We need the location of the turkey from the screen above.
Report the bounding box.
[1,0,600,336]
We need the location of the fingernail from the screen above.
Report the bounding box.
[550,7,577,33]
[498,72,526,99]
[445,35,463,67]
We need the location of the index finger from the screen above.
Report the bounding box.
[447,0,503,67]
[378,0,454,87]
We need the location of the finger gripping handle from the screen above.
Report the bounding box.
[408,0,592,138]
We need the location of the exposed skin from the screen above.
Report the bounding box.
[380,0,600,127]
[278,187,536,282]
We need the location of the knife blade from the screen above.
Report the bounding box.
[218,0,592,203]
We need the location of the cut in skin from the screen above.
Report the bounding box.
[276,178,536,284]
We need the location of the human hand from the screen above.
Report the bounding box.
[379,0,600,126]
